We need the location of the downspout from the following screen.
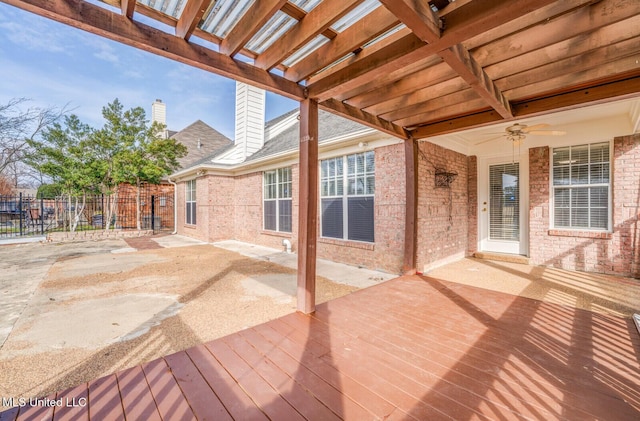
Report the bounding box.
[167,176,178,234]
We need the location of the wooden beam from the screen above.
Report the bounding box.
[395,97,490,129]
[472,0,640,67]
[464,0,597,52]
[320,99,408,139]
[440,44,512,118]
[403,137,418,275]
[363,75,466,116]
[511,73,640,116]
[504,56,640,100]
[297,98,319,314]
[281,1,338,41]
[409,74,640,139]
[340,56,449,106]
[377,0,511,118]
[384,89,481,126]
[497,38,640,92]
[308,33,426,101]
[120,0,135,19]
[219,0,288,56]
[307,0,558,101]
[4,0,305,101]
[176,0,212,40]
[379,0,442,43]
[410,110,503,139]
[485,15,640,80]
[284,6,400,82]
[254,0,361,70]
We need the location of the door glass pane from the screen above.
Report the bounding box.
[489,163,519,241]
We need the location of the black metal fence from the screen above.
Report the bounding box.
[0,193,174,238]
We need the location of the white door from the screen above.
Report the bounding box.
[480,161,523,254]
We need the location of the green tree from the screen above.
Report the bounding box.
[27,99,186,232]
[98,99,186,229]
[27,115,97,231]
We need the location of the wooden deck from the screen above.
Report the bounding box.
[2,275,639,420]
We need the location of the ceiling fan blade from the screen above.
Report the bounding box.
[522,123,549,132]
[475,135,504,145]
[528,130,566,136]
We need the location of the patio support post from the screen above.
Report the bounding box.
[297,98,319,314]
[403,136,418,274]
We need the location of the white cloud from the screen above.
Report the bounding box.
[0,17,67,54]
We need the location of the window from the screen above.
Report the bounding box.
[321,151,375,242]
[263,167,292,233]
[552,142,610,230]
[186,179,196,225]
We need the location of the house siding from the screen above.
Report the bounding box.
[416,142,470,272]
[528,133,640,277]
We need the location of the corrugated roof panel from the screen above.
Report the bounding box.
[363,23,406,48]
[282,36,329,67]
[200,0,255,38]
[138,0,187,19]
[331,0,379,32]
[290,0,323,13]
[245,11,296,54]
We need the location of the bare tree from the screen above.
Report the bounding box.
[0,98,67,182]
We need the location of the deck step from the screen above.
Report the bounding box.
[473,251,530,265]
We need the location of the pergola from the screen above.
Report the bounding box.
[4,0,640,313]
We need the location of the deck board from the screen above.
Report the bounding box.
[87,375,125,421]
[164,351,232,420]
[116,365,162,421]
[2,275,639,420]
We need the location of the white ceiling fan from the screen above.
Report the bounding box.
[475,123,566,146]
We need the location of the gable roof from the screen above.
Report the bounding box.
[170,120,233,169]
[176,108,373,174]
[246,109,372,162]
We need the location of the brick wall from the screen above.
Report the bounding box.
[415,141,469,272]
[175,143,408,273]
[528,134,640,277]
[176,178,210,242]
[232,172,295,250]
[207,175,235,241]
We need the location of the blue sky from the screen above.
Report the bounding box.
[0,3,298,140]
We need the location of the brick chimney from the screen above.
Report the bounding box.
[151,99,168,138]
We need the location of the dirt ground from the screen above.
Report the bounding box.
[0,240,358,408]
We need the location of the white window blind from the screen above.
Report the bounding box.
[553,142,609,230]
[263,167,292,232]
[185,179,196,225]
[489,163,519,241]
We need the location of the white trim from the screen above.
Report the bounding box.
[262,167,293,233]
[478,155,529,255]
